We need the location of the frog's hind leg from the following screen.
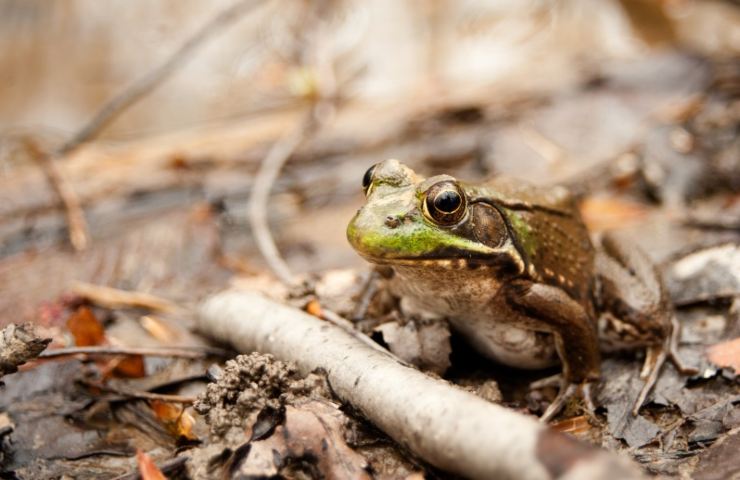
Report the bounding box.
[632,317,698,416]
[504,281,601,423]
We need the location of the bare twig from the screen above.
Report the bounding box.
[246,2,343,286]
[197,290,646,480]
[80,379,196,404]
[23,137,90,251]
[39,345,228,360]
[56,0,263,157]
[247,102,336,286]
[72,282,182,313]
[247,113,314,286]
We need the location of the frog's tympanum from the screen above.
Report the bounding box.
[347,159,694,421]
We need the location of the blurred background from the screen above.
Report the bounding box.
[0,0,738,321]
[1,0,737,134]
[0,4,739,477]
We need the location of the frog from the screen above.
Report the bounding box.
[347,159,695,421]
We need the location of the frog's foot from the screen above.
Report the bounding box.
[632,318,698,416]
[539,380,596,423]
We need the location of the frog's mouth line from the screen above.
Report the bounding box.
[357,251,520,271]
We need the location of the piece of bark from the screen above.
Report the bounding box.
[197,290,646,480]
[0,323,51,378]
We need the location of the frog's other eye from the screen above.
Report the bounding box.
[362,164,377,196]
[423,181,467,225]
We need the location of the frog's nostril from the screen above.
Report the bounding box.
[384,216,400,229]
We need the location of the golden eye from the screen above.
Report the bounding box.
[424,181,467,225]
[362,164,377,196]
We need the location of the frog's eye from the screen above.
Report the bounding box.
[423,181,467,225]
[362,164,377,196]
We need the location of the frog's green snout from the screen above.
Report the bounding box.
[346,209,363,251]
[346,206,395,258]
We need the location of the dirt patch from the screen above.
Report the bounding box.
[194,352,330,437]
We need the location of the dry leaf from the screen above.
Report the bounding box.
[707,338,740,373]
[107,354,146,379]
[139,315,180,343]
[66,306,106,346]
[136,449,167,480]
[66,307,146,378]
[551,415,594,439]
[149,400,197,441]
[579,196,649,232]
[237,400,369,480]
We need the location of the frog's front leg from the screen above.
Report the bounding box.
[504,281,601,422]
[595,232,697,415]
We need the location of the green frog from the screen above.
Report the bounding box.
[347,159,695,421]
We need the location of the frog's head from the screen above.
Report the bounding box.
[347,159,524,273]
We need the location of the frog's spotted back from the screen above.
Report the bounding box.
[467,177,574,216]
[464,176,595,308]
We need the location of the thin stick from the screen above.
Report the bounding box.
[56,0,262,157]
[351,269,380,321]
[198,290,646,480]
[80,379,196,404]
[23,138,90,251]
[320,307,408,365]
[39,345,228,359]
[247,109,319,286]
[72,281,182,313]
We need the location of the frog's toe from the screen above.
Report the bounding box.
[633,321,699,416]
[668,316,699,375]
[539,381,597,423]
[530,373,562,389]
[668,350,699,375]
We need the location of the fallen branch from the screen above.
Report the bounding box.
[72,282,182,313]
[197,290,645,480]
[39,345,227,360]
